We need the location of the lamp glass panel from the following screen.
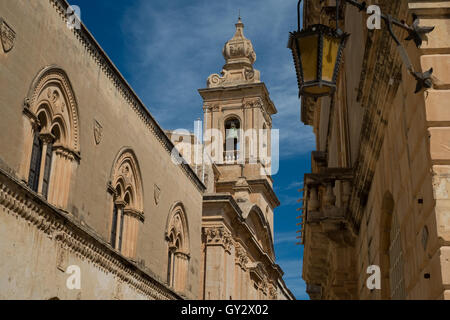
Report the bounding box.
[297,35,318,82]
[321,35,341,82]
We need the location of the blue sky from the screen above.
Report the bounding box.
[70,0,314,300]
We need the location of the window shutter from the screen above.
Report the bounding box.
[110,204,118,248]
[42,143,53,199]
[28,133,42,192]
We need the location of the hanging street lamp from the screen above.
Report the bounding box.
[288,1,349,98]
[288,0,435,99]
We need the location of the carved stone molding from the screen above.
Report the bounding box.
[269,284,278,300]
[204,226,233,252]
[0,169,179,300]
[234,243,249,270]
[123,207,145,223]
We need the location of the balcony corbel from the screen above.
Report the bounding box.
[303,168,356,247]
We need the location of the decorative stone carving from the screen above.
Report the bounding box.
[94,120,103,145]
[207,18,261,88]
[223,232,233,253]
[235,243,249,270]
[205,227,221,244]
[269,284,277,300]
[204,226,233,251]
[0,18,15,53]
[0,170,178,300]
[154,184,161,205]
[27,67,80,154]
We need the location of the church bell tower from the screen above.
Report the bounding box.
[198,18,280,236]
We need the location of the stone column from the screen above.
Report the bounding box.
[114,200,126,251]
[37,133,54,195]
[174,251,190,293]
[20,106,40,182]
[122,208,144,259]
[203,226,230,300]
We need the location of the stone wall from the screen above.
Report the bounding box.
[301,0,450,300]
[0,0,204,299]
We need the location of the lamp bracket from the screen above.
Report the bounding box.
[344,0,435,93]
[344,0,434,48]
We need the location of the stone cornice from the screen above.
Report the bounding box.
[214,179,280,208]
[199,82,277,116]
[49,0,205,193]
[0,167,181,300]
[203,193,244,217]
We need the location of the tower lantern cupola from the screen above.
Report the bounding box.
[207,18,261,88]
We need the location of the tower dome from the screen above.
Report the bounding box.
[207,18,261,88]
[222,18,256,67]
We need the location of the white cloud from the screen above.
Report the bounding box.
[274,231,297,246]
[285,180,304,190]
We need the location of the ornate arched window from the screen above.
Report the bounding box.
[165,202,190,293]
[224,117,241,162]
[22,66,80,208]
[109,149,144,258]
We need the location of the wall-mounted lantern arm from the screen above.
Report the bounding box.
[344,0,434,48]
[385,15,433,93]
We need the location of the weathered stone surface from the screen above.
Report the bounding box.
[301,0,450,300]
[0,0,293,300]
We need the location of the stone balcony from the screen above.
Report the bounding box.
[301,167,358,299]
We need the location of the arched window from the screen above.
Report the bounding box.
[165,202,190,293]
[379,192,406,300]
[224,117,240,162]
[109,149,144,258]
[22,66,80,208]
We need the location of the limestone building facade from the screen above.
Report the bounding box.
[0,0,293,300]
[298,0,450,300]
